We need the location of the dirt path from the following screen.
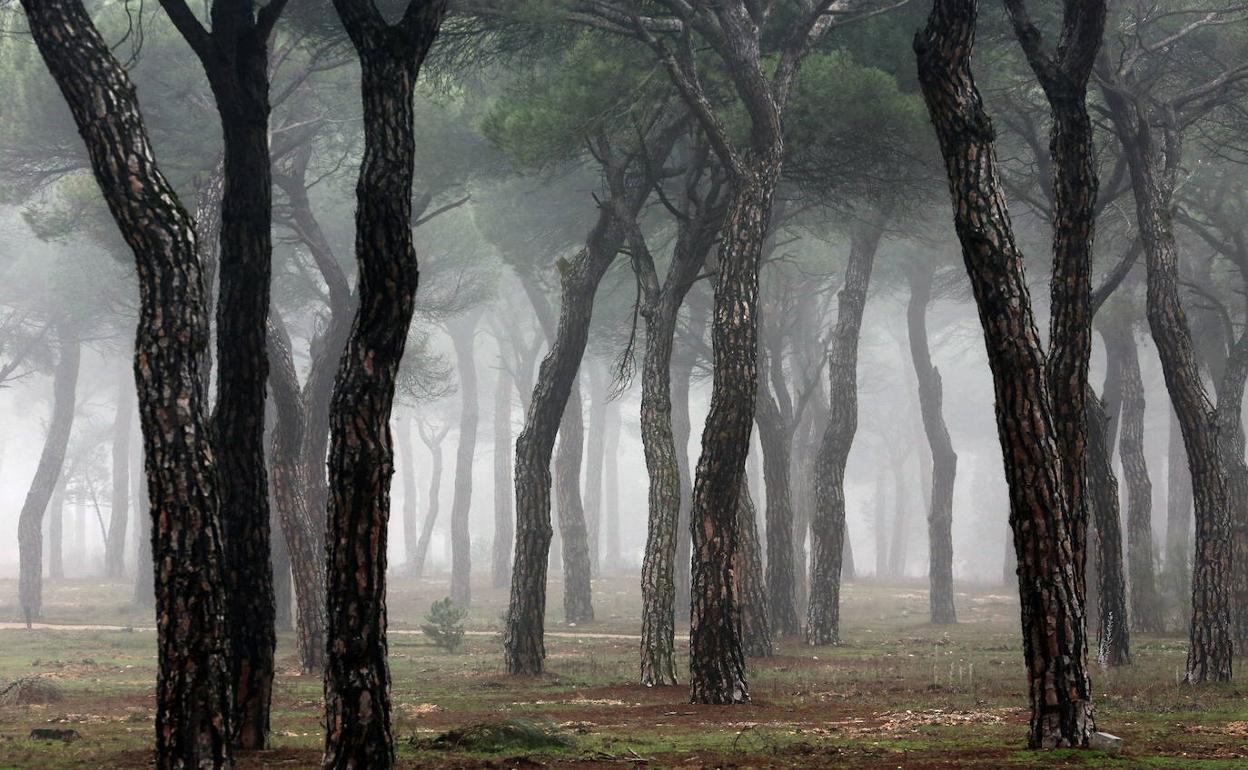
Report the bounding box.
[0,621,679,642]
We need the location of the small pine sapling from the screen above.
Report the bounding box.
[422,597,469,653]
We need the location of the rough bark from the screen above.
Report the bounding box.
[21,3,234,763]
[755,364,801,636]
[807,218,884,645]
[267,315,328,674]
[1103,317,1163,634]
[556,381,595,623]
[18,328,80,626]
[505,124,679,675]
[155,0,289,744]
[634,168,719,684]
[905,260,957,625]
[493,362,514,588]
[448,315,480,608]
[1103,89,1232,684]
[106,367,133,579]
[736,476,772,658]
[1214,341,1248,653]
[916,0,1100,746]
[322,3,447,767]
[1086,390,1130,665]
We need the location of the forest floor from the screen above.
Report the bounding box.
[0,574,1245,769]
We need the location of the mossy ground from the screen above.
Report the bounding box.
[0,575,1244,768]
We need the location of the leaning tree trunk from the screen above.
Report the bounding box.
[106,367,133,579]
[917,0,1097,745]
[398,417,420,570]
[736,476,772,658]
[21,3,235,763]
[18,328,80,626]
[448,316,480,608]
[1103,317,1163,634]
[267,315,328,674]
[556,380,595,623]
[1105,92,1232,683]
[1086,389,1130,665]
[1165,406,1193,610]
[688,163,782,705]
[807,219,884,645]
[505,206,627,675]
[323,3,447,766]
[905,260,957,625]
[493,362,515,588]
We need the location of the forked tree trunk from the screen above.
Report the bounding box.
[267,316,328,674]
[905,260,957,625]
[322,4,447,767]
[448,316,480,607]
[917,0,1099,745]
[556,381,594,623]
[493,361,515,588]
[1104,90,1232,683]
[22,3,235,763]
[1103,317,1163,633]
[18,328,80,626]
[157,0,286,744]
[736,476,772,658]
[413,425,447,578]
[106,368,133,578]
[807,219,884,645]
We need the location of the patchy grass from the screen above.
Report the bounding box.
[0,576,1245,768]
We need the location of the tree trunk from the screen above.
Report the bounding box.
[506,201,633,675]
[905,260,957,625]
[1165,406,1193,608]
[157,1,284,745]
[323,4,447,766]
[22,3,236,762]
[1104,91,1232,683]
[398,417,420,571]
[106,368,133,579]
[493,362,514,589]
[448,315,480,607]
[671,315,699,627]
[736,476,772,658]
[413,427,446,578]
[1103,317,1163,633]
[267,315,328,674]
[756,379,801,636]
[1086,390,1130,665]
[807,218,884,645]
[688,163,783,705]
[917,0,1098,745]
[1213,342,1248,653]
[18,328,80,625]
[556,380,594,623]
[132,439,154,609]
[271,510,293,631]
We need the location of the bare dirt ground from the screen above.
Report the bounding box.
[0,575,1245,768]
